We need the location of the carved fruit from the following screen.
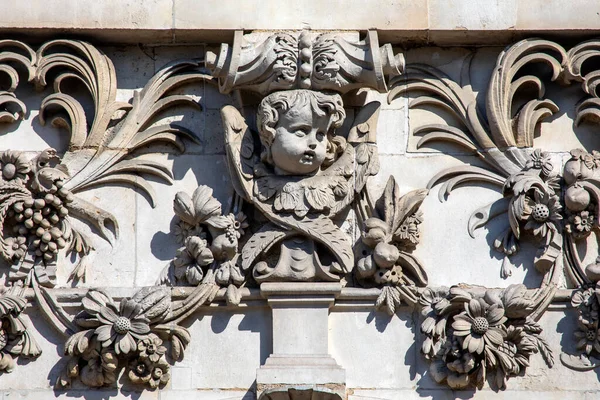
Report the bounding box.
[356,254,376,278]
[373,242,399,269]
[210,234,237,261]
[565,185,591,212]
[564,159,593,185]
[363,218,389,247]
[585,257,600,282]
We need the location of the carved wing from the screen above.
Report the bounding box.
[222,105,257,202]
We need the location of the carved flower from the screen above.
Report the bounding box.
[0,151,30,183]
[393,211,422,248]
[173,221,204,246]
[452,299,507,354]
[495,325,536,375]
[571,287,599,326]
[148,357,170,388]
[373,265,402,285]
[522,190,562,238]
[138,334,166,363]
[80,349,118,387]
[129,357,170,389]
[5,236,27,260]
[128,358,152,385]
[574,321,600,355]
[526,148,553,176]
[571,148,600,170]
[420,288,450,358]
[79,291,151,355]
[430,338,478,389]
[233,212,249,238]
[574,211,594,233]
[174,236,214,285]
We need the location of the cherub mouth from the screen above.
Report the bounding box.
[301,150,316,163]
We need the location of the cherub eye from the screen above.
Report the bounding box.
[294,128,309,137]
[316,132,325,141]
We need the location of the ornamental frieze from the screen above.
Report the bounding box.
[0,31,596,397]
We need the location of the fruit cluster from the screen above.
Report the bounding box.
[7,181,74,262]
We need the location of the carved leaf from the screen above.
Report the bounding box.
[304,185,335,211]
[560,353,600,371]
[279,215,354,273]
[64,329,94,356]
[173,191,196,225]
[241,223,289,271]
[223,105,256,201]
[192,186,222,223]
[397,252,428,287]
[131,286,171,323]
[486,39,567,148]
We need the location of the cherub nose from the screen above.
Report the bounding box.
[308,143,317,149]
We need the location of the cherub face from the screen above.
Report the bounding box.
[270,103,331,175]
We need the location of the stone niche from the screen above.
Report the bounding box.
[0,15,600,400]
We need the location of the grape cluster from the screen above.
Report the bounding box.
[224,223,237,243]
[7,181,74,262]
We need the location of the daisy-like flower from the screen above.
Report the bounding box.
[5,236,27,259]
[78,290,151,355]
[173,221,204,246]
[574,211,595,233]
[0,151,30,183]
[526,148,554,177]
[522,189,562,238]
[233,212,249,238]
[452,299,507,354]
[574,320,600,355]
[138,334,166,363]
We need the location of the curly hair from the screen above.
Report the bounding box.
[256,90,346,167]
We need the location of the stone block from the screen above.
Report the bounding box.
[0,0,173,30]
[429,0,518,31]
[173,0,428,31]
[516,0,600,30]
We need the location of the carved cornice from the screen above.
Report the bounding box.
[206,30,404,95]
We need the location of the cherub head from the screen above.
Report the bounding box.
[257,89,346,175]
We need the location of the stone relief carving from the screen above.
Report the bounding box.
[158,30,429,323]
[391,38,600,387]
[0,31,599,394]
[0,40,205,288]
[206,30,404,94]
[55,287,187,389]
[419,284,554,390]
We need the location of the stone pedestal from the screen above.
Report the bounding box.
[256,283,345,398]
